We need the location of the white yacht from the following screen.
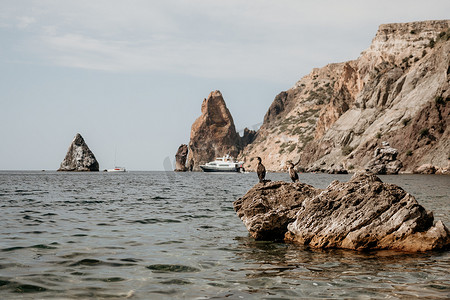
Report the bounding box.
[200,155,244,172]
[106,167,126,172]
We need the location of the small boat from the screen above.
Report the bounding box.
[107,167,126,172]
[200,155,245,172]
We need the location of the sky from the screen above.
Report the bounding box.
[1,0,449,171]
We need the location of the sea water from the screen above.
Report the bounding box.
[0,171,449,299]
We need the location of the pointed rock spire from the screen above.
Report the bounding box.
[187,90,241,171]
[58,133,99,171]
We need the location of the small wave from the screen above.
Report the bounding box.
[84,277,125,282]
[2,244,57,252]
[146,264,200,273]
[20,231,47,234]
[160,279,192,285]
[41,213,58,216]
[128,218,181,224]
[69,258,136,267]
[154,240,184,245]
[14,284,48,293]
[152,196,170,200]
[0,279,10,286]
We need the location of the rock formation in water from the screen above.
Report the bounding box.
[58,133,99,172]
[240,20,450,173]
[187,90,255,171]
[174,144,189,172]
[234,181,320,240]
[365,142,403,174]
[234,172,449,252]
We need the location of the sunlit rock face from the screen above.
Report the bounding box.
[188,90,253,171]
[58,133,99,172]
[240,20,450,174]
[235,172,449,252]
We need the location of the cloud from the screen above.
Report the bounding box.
[16,16,36,29]
[2,0,450,83]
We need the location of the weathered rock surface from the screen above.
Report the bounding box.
[233,181,320,240]
[58,133,99,171]
[187,90,253,171]
[414,164,437,174]
[174,144,189,172]
[365,142,403,174]
[414,163,450,175]
[239,20,450,174]
[234,172,449,252]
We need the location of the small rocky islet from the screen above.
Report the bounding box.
[234,171,449,252]
[58,133,99,172]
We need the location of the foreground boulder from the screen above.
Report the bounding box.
[233,182,320,240]
[58,133,99,171]
[234,172,449,252]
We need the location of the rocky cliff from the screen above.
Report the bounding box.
[240,20,450,173]
[187,90,255,171]
[58,133,99,172]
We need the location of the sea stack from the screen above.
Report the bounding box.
[58,133,99,172]
[174,144,189,172]
[187,90,241,171]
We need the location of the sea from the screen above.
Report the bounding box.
[0,171,449,299]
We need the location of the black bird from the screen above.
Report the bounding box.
[288,162,299,183]
[256,157,266,183]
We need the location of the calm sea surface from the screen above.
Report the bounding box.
[0,171,449,299]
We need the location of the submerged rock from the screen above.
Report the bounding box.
[58,133,99,172]
[234,172,449,252]
[174,144,189,172]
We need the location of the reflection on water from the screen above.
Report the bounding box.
[0,171,448,299]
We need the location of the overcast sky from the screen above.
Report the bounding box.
[1,0,449,171]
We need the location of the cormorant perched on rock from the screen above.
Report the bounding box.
[288,162,299,183]
[256,157,266,183]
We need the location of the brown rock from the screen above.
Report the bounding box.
[58,133,99,172]
[174,144,188,172]
[235,171,449,252]
[414,164,437,174]
[233,181,321,240]
[365,142,403,174]
[187,90,241,171]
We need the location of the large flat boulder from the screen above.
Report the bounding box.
[234,172,449,252]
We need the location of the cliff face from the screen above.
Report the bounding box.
[188,91,255,171]
[240,20,450,173]
[58,133,99,171]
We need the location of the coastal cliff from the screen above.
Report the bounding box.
[240,20,450,173]
[58,133,99,172]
